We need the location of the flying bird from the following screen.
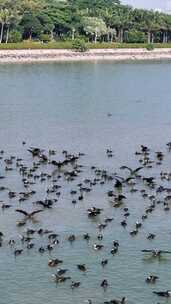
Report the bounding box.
[15,209,43,220]
[120,166,143,176]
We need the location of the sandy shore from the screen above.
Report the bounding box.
[1,48,171,63]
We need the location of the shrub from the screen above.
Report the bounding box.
[8,30,22,43]
[146,43,155,51]
[72,38,87,52]
[127,30,146,43]
[40,34,51,43]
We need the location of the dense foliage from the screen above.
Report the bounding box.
[0,0,171,45]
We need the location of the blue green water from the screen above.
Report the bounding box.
[0,61,171,304]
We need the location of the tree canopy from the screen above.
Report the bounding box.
[0,0,171,44]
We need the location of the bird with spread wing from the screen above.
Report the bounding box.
[120,166,143,176]
[15,209,43,220]
[142,249,171,257]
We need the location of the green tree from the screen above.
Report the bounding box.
[20,12,43,39]
[127,30,146,43]
[112,5,133,43]
[83,16,107,42]
[0,8,13,43]
[0,0,171,45]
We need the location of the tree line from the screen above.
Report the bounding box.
[1,0,171,44]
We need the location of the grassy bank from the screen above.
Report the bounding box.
[1,41,171,50]
[0,41,73,49]
[87,42,171,49]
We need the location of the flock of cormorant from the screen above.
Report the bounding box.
[1,142,171,304]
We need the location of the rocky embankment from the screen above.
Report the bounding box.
[0,48,171,63]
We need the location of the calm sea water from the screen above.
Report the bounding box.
[0,61,171,304]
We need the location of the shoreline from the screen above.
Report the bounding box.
[1,48,171,63]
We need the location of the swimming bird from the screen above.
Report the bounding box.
[52,274,71,283]
[153,290,171,297]
[14,249,23,256]
[68,235,76,242]
[135,221,142,229]
[142,249,171,257]
[146,275,159,283]
[147,233,156,240]
[101,279,108,289]
[87,207,103,217]
[121,220,127,227]
[114,194,126,202]
[101,259,108,267]
[33,200,53,209]
[143,177,155,186]
[71,281,81,289]
[93,244,104,250]
[104,217,114,223]
[104,297,127,304]
[130,229,138,236]
[140,145,150,153]
[48,233,59,240]
[83,233,90,241]
[56,268,68,276]
[97,234,103,240]
[114,179,123,189]
[77,264,87,272]
[113,240,119,247]
[38,247,45,253]
[16,220,26,227]
[48,258,63,267]
[28,147,43,157]
[47,244,55,252]
[111,247,118,255]
[27,242,34,249]
[1,203,11,209]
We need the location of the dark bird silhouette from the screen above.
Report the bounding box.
[28,147,43,157]
[77,264,87,272]
[104,297,127,304]
[14,249,23,256]
[83,233,90,241]
[114,175,135,185]
[34,200,53,209]
[120,166,143,176]
[71,281,81,289]
[1,203,11,209]
[143,177,155,185]
[142,249,171,257]
[146,275,159,283]
[101,259,108,267]
[48,259,63,267]
[147,233,156,240]
[68,235,76,242]
[52,274,71,283]
[101,279,108,289]
[141,145,150,152]
[56,268,68,276]
[114,179,123,188]
[15,209,43,219]
[153,290,171,297]
[93,244,104,250]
